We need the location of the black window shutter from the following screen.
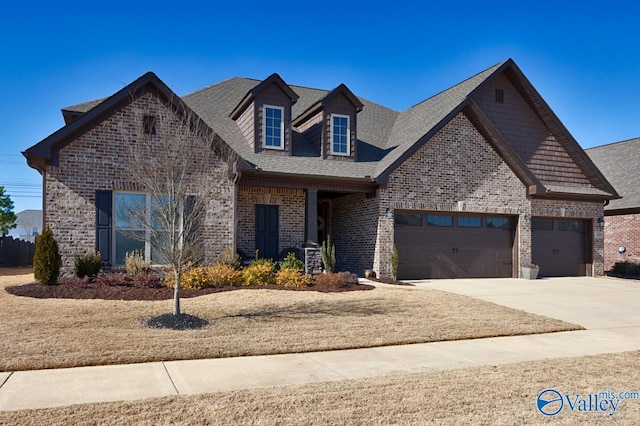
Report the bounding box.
[95,190,112,265]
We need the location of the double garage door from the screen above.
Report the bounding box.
[394,212,589,280]
[394,212,515,280]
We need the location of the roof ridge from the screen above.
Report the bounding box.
[182,76,261,98]
[585,136,640,151]
[404,59,508,111]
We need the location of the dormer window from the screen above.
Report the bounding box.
[331,113,350,155]
[263,105,284,150]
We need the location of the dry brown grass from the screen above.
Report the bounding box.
[2,351,638,425]
[1,269,581,372]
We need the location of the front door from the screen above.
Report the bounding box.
[255,205,279,260]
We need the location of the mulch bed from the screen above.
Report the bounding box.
[5,281,374,301]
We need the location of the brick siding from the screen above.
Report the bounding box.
[331,193,379,275]
[602,213,640,270]
[236,185,305,259]
[45,92,234,276]
[371,112,530,278]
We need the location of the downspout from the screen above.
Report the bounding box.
[42,171,47,228]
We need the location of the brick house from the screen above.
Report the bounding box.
[587,138,640,270]
[24,59,618,279]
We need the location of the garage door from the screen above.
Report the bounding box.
[532,218,589,277]
[394,212,515,280]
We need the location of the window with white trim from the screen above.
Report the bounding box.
[263,105,284,149]
[331,113,350,155]
[113,192,170,265]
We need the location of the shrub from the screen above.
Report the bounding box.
[164,264,243,289]
[321,235,336,273]
[339,271,359,285]
[180,266,215,290]
[132,273,163,288]
[281,251,305,273]
[33,226,62,285]
[93,272,129,287]
[611,261,640,276]
[275,268,311,287]
[215,247,242,270]
[313,271,358,288]
[74,252,103,278]
[242,262,276,286]
[125,250,151,277]
[208,263,243,286]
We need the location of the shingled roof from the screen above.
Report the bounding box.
[586,138,640,212]
[25,59,619,200]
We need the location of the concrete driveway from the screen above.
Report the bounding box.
[407,276,640,330]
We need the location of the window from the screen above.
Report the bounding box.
[263,105,284,149]
[114,193,145,265]
[495,88,504,104]
[458,216,482,228]
[114,192,172,265]
[427,214,452,227]
[331,114,350,155]
[532,219,553,231]
[395,214,422,226]
[559,220,580,232]
[486,217,511,229]
[143,115,156,134]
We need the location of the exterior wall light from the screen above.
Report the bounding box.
[523,214,531,224]
[385,207,393,219]
[597,217,605,228]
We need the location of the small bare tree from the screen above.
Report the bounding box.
[19,210,42,242]
[119,89,237,315]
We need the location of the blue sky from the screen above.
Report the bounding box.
[1,0,639,213]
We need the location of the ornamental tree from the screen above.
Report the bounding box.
[0,186,17,236]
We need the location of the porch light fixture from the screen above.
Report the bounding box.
[597,217,605,228]
[523,214,531,224]
[385,207,393,219]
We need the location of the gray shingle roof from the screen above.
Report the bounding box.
[181,78,398,179]
[586,138,640,211]
[178,62,506,180]
[50,60,615,200]
[62,98,105,113]
[375,61,505,176]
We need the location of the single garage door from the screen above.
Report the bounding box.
[394,212,515,279]
[532,218,589,277]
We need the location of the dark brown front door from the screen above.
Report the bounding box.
[532,218,588,276]
[255,205,279,260]
[394,212,515,280]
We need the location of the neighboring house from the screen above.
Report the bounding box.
[23,59,618,279]
[7,209,42,242]
[586,138,640,270]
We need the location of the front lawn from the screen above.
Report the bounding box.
[0,269,582,372]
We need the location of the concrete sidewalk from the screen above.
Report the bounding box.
[1,277,639,411]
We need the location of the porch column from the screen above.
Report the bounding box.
[306,189,318,245]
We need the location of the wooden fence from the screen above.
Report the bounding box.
[0,236,35,267]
